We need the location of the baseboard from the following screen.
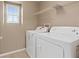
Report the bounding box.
[0,48,25,57]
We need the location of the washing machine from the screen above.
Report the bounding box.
[26,31,37,57]
[35,27,79,58]
[26,26,79,58]
[26,26,49,57]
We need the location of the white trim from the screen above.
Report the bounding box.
[0,48,25,57]
[21,4,23,24]
[3,1,5,24]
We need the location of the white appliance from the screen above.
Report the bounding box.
[26,31,36,57]
[26,26,79,58]
[26,26,49,57]
[35,27,79,58]
[36,36,63,58]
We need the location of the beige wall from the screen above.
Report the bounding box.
[1,1,79,54]
[0,1,3,53]
[0,1,39,54]
[38,1,79,26]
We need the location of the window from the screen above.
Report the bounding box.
[4,2,21,23]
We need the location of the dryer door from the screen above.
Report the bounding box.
[37,38,64,58]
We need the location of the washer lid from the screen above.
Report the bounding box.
[37,32,79,43]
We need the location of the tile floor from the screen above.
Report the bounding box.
[0,50,30,58]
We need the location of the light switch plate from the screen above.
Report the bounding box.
[0,36,3,40]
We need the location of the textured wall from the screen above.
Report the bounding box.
[0,1,39,54]
[0,1,3,53]
[1,1,79,54]
[38,1,79,26]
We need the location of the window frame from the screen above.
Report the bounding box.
[4,1,22,24]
